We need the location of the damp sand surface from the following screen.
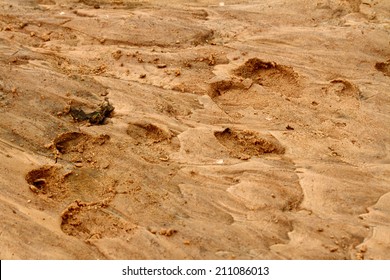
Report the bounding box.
[0,0,390,259]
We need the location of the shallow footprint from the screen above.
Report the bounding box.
[61,200,136,241]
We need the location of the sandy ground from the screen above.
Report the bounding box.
[0,0,389,260]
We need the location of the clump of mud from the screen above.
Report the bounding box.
[69,99,114,125]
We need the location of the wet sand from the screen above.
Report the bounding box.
[0,0,389,259]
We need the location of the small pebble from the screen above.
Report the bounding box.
[329,247,338,252]
[29,185,39,193]
[356,252,364,260]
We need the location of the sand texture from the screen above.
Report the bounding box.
[0,0,389,259]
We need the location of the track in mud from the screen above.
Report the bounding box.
[0,0,389,260]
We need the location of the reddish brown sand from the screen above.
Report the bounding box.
[0,0,389,259]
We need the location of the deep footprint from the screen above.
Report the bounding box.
[375,60,390,77]
[53,131,110,165]
[25,165,69,199]
[233,58,301,97]
[215,128,285,159]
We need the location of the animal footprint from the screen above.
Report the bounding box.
[61,200,135,240]
[215,128,285,159]
[233,58,301,97]
[127,122,173,144]
[25,165,69,200]
[126,121,180,162]
[375,60,390,77]
[326,79,361,99]
[52,131,110,166]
